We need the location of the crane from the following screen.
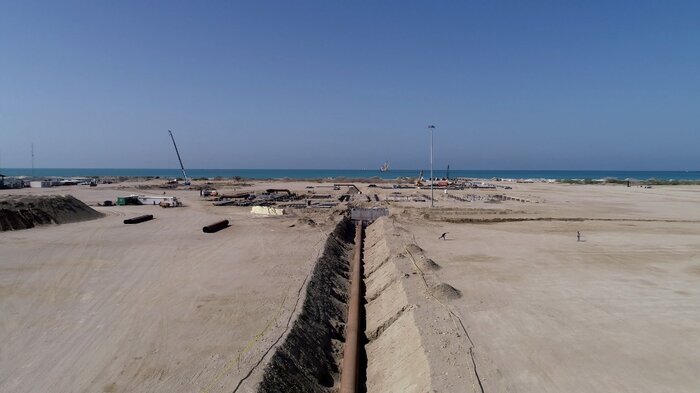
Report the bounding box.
[168,130,190,185]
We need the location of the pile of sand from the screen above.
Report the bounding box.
[0,195,103,231]
[405,243,423,254]
[418,258,441,271]
[428,282,462,301]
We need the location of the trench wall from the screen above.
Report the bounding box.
[257,218,354,393]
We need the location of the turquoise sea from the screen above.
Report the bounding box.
[2,168,700,181]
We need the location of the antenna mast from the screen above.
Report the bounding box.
[168,130,190,185]
[31,143,34,178]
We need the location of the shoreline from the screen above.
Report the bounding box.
[3,174,700,187]
[2,168,700,183]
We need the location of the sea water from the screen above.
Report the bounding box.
[2,168,700,181]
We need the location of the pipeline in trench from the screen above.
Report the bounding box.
[257,214,480,392]
[257,217,368,393]
[339,220,367,393]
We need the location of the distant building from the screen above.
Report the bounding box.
[116,194,181,207]
[137,195,180,206]
[30,180,52,188]
[0,175,26,189]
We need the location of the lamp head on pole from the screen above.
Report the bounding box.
[428,125,435,129]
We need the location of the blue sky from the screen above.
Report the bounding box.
[1,1,698,170]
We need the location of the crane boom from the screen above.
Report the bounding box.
[168,130,190,185]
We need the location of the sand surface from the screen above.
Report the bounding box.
[395,183,700,392]
[2,180,700,392]
[0,184,334,393]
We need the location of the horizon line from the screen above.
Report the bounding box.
[1,167,698,172]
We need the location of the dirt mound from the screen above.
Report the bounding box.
[428,283,462,301]
[297,218,318,226]
[418,258,441,271]
[0,195,103,231]
[405,243,423,254]
[258,218,354,392]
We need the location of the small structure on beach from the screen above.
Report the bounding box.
[116,195,182,207]
[138,195,180,206]
[350,207,388,222]
[116,195,140,206]
[30,180,52,188]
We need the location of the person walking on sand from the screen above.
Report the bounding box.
[439,232,448,240]
[577,231,581,242]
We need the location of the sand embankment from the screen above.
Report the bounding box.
[0,194,103,231]
[362,216,482,393]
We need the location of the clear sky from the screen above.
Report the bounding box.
[1,1,698,170]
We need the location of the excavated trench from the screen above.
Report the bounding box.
[257,217,367,393]
[257,215,467,393]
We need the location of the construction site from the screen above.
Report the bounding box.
[4,0,700,390]
[1,177,700,393]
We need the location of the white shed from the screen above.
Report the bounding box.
[30,181,52,188]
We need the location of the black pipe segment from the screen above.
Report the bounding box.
[123,215,154,224]
[203,220,229,233]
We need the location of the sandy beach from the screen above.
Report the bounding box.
[1,180,699,392]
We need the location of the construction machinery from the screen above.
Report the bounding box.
[415,170,425,187]
[168,130,190,185]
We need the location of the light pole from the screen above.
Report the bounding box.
[428,125,435,208]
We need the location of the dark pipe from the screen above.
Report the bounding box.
[340,221,363,393]
[203,220,229,233]
[123,215,154,224]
